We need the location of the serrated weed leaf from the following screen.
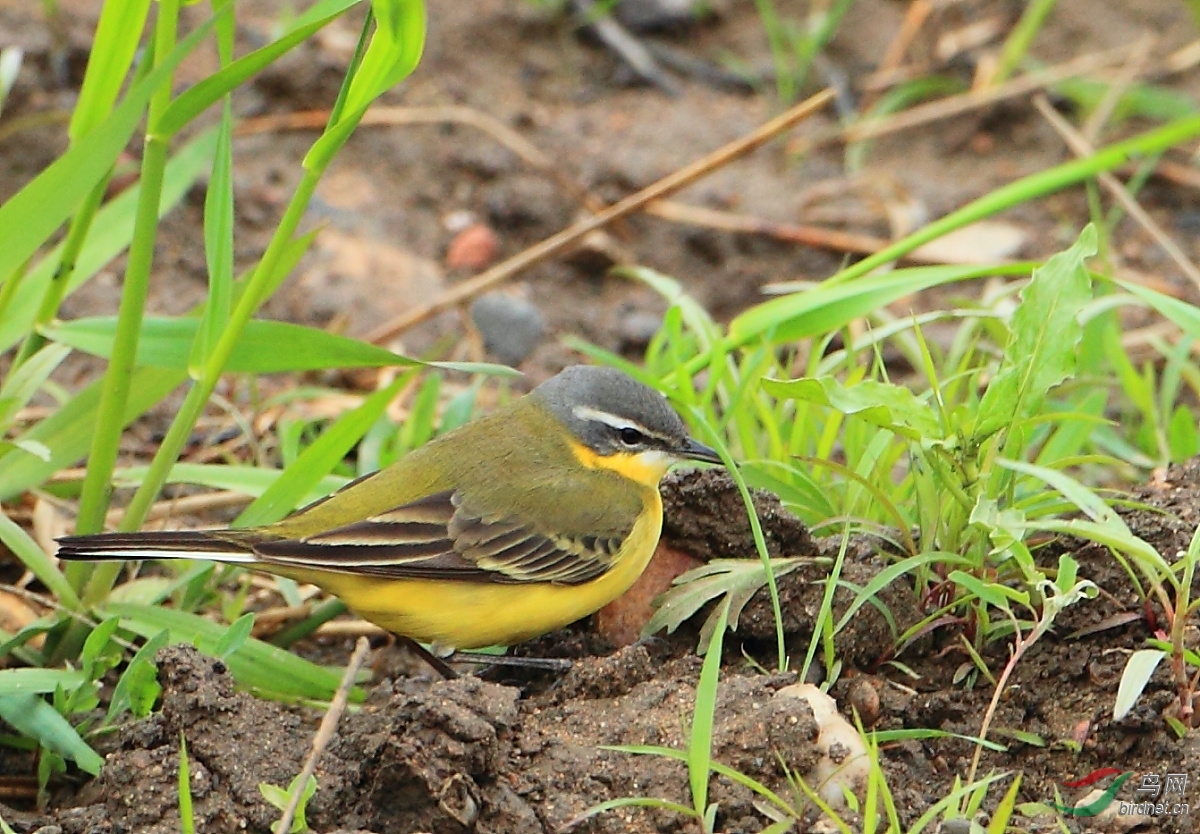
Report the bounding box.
[975,226,1096,441]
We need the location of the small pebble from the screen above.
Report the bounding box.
[847,677,881,726]
[470,292,545,366]
[620,310,663,349]
[615,0,700,32]
[446,223,500,272]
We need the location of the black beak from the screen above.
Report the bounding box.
[678,436,722,464]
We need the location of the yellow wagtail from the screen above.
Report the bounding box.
[56,365,720,653]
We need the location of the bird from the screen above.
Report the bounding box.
[57,365,721,656]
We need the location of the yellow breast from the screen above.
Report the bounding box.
[308,488,663,650]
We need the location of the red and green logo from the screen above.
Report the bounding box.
[1050,768,1133,816]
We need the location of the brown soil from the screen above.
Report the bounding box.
[6,464,1200,833]
[4,0,1200,831]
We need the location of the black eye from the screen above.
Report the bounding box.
[618,427,645,446]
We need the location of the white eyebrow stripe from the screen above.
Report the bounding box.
[572,405,644,431]
[572,405,672,441]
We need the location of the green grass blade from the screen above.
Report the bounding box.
[235,372,413,527]
[0,367,186,501]
[157,4,356,136]
[0,693,103,775]
[0,128,217,352]
[341,0,426,115]
[179,734,194,834]
[689,598,730,818]
[44,316,427,373]
[68,0,153,139]
[113,463,349,503]
[822,115,1200,289]
[0,13,214,289]
[0,513,80,610]
[100,602,361,703]
[729,263,1032,348]
[193,100,235,371]
[0,669,88,695]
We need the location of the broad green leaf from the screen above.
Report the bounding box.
[212,613,255,660]
[100,603,361,703]
[69,0,153,139]
[1114,649,1165,721]
[0,693,103,774]
[261,773,318,834]
[643,558,806,647]
[43,317,423,373]
[974,226,1095,440]
[106,630,168,723]
[0,367,186,501]
[0,14,214,289]
[0,126,218,352]
[763,377,943,440]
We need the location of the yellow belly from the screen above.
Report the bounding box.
[299,493,663,651]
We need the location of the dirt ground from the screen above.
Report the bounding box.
[4,0,1200,831]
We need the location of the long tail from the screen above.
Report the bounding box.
[56,530,261,564]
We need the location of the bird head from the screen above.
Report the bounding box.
[533,365,721,485]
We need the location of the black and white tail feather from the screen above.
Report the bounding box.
[56,530,261,564]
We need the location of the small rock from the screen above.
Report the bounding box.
[774,683,869,808]
[446,223,500,272]
[619,310,663,349]
[847,677,881,727]
[469,292,544,366]
[615,0,701,32]
[596,541,704,646]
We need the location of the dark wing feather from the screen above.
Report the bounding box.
[252,490,629,586]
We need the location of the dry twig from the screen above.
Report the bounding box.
[275,636,371,834]
[362,88,835,344]
[1032,94,1200,292]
